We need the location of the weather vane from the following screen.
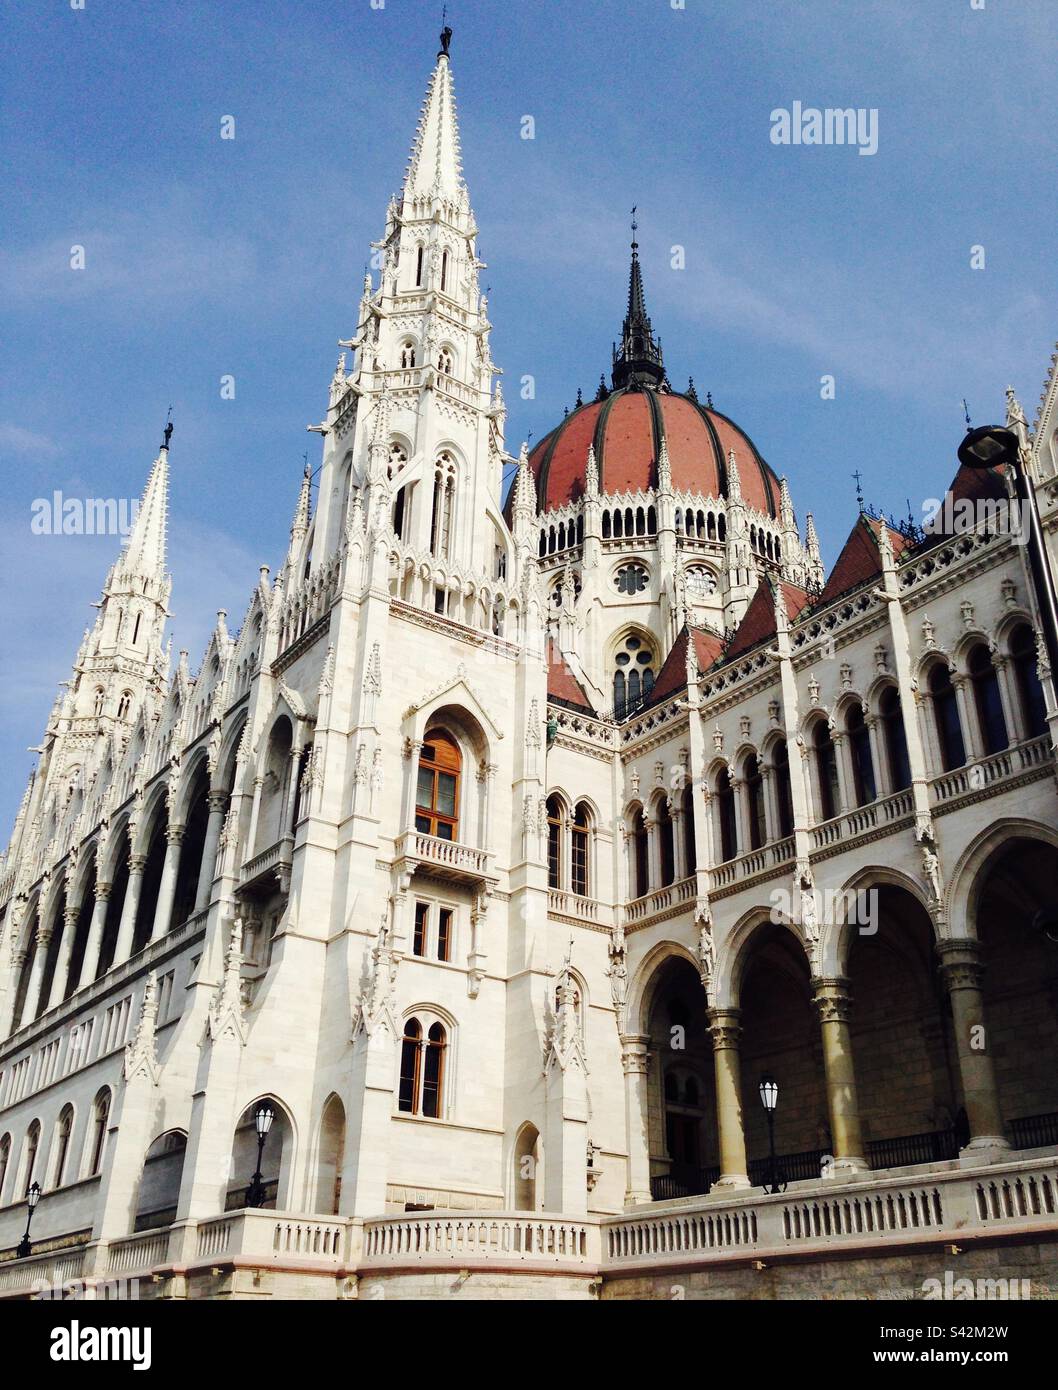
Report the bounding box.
[631,204,638,247]
[962,399,972,430]
[852,469,864,511]
[162,405,173,450]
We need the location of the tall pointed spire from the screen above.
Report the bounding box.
[612,209,665,391]
[402,28,465,204]
[116,420,171,584]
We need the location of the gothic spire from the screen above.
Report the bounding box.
[612,210,665,391]
[116,424,171,585]
[402,31,465,205]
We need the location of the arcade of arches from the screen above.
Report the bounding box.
[636,838,1058,1199]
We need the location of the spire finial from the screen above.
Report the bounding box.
[962,398,972,430]
[852,469,864,512]
[439,8,452,57]
[612,209,665,391]
[162,406,173,452]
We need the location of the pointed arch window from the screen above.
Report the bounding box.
[716,768,738,862]
[681,785,696,874]
[93,688,106,717]
[631,807,649,898]
[89,1091,110,1178]
[613,634,655,719]
[23,1120,40,1195]
[400,341,417,370]
[415,732,461,841]
[773,740,795,838]
[437,347,453,376]
[117,691,133,721]
[430,453,456,560]
[571,803,591,897]
[398,1016,447,1118]
[546,795,564,889]
[440,249,449,293]
[0,1134,9,1205]
[415,246,424,287]
[969,643,1007,754]
[53,1105,74,1188]
[879,686,911,791]
[1010,623,1048,738]
[814,721,840,821]
[929,663,965,771]
[847,705,876,806]
[745,755,767,849]
[657,798,675,886]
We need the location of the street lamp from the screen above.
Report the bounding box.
[957,424,1058,692]
[245,1104,275,1209]
[17,1181,41,1258]
[758,1075,785,1194]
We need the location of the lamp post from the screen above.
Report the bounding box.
[245,1104,274,1209]
[957,425,1058,694]
[17,1181,41,1258]
[758,1074,785,1194]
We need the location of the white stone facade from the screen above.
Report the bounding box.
[1,37,1057,1299]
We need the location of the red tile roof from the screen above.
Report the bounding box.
[547,640,594,712]
[647,625,726,706]
[725,579,810,660]
[817,514,911,605]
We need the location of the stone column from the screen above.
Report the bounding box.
[952,676,980,761]
[731,777,750,855]
[671,807,687,880]
[761,766,777,844]
[244,776,266,864]
[46,902,80,1011]
[21,924,54,1025]
[992,656,1020,746]
[831,732,851,814]
[76,885,110,991]
[0,949,28,1037]
[150,828,185,941]
[936,939,1010,1162]
[707,1008,750,1189]
[620,1034,653,1204]
[866,716,888,797]
[194,792,229,915]
[645,817,660,895]
[113,854,147,966]
[812,977,868,1174]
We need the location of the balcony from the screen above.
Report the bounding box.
[394,831,495,888]
[711,837,796,894]
[931,734,1052,812]
[547,889,612,928]
[239,838,292,898]
[810,788,915,857]
[625,877,696,926]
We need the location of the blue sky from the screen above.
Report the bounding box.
[2,0,1057,836]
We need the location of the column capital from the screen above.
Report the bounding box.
[207,790,229,814]
[165,826,186,847]
[618,1032,650,1074]
[128,852,148,874]
[95,881,112,902]
[936,936,984,989]
[812,975,854,1023]
[706,1006,742,1049]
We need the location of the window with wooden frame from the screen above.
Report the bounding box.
[436,907,453,963]
[413,901,429,957]
[415,732,461,840]
[571,804,590,897]
[546,795,563,889]
[398,1016,447,1119]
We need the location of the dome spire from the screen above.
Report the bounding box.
[612,207,666,391]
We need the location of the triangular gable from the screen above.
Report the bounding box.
[547,640,594,713]
[817,514,910,605]
[647,625,726,706]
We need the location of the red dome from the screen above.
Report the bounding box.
[528,388,782,518]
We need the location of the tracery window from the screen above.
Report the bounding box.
[879,687,911,791]
[847,705,876,806]
[400,341,417,369]
[1010,623,1048,738]
[430,452,456,560]
[437,347,453,375]
[398,1016,447,1118]
[614,563,649,595]
[929,664,965,771]
[613,634,655,719]
[571,803,590,897]
[685,565,718,596]
[814,721,840,821]
[968,643,1007,754]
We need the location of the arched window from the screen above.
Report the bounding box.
[23,1120,40,1194]
[415,246,424,287]
[437,347,453,376]
[681,784,696,874]
[399,1018,422,1113]
[613,634,655,719]
[440,249,449,293]
[657,798,675,887]
[879,686,911,791]
[571,803,590,896]
[0,1134,9,1205]
[398,1017,447,1118]
[717,768,738,862]
[631,807,649,898]
[546,795,564,889]
[847,705,876,806]
[52,1105,74,1188]
[93,688,105,716]
[773,741,795,838]
[968,644,1007,754]
[415,732,461,840]
[423,1023,446,1118]
[400,341,416,369]
[813,722,840,821]
[430,453,456,559]
[745,755,766,849]
[117,691,132,721]
[88,1091,110,1177]
[614,563,649,595]
[1010,623,1048,738]
[392,485,409,540]
[929,664,965,771]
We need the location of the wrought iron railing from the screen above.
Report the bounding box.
[867,1128,958,1169]
[1010,1113,1058,1150]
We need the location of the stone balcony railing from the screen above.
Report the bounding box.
[930,734,1052,811]
[547,889,612,927]
[624,876,696,926]
[3,1154,1055,1296]
[711,836,796,893]
[394,831,494,886]
[810,788,915,856]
